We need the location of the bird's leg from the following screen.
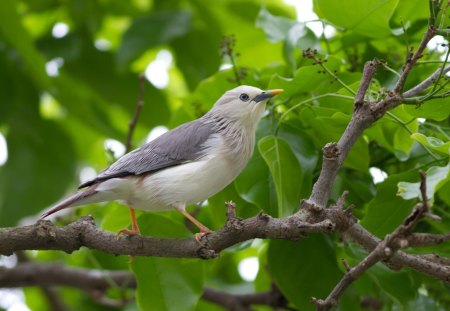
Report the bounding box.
[174,202,212,241]
[118,206,141,236]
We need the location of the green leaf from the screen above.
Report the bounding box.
[392,0,429,25]
[255,6,296,43]
[368,265,417,305]
[366,107,417,160]
[234,151,278,216]
[411,133,450,155]
[276,56,343,100]
[171,29,221,90]
[0,119,76,226]
[314,0,399,38]
[256,7,318,72]
[199,2,285,68]
[62,44,170,131]
[52,73,124,137]
[235,119,277,216]
[0,0,50,88]
[360,170,418,238]
[404,98,450,121]
[258,136,302,216]
[101,202,134,233]
[117,10,192,69]
[277,121,319,198]
[397,164,450,202]
[299,108,369,172]
[406,294,446,311]
[268,236,343,310]
[131,214,204,311]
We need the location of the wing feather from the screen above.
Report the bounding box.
[79,119,216,188]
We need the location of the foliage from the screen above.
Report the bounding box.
[0,0,450,310]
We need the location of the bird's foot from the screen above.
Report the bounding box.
[117,228,141,237]
[195,228,213,243]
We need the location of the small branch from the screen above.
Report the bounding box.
[404,66,450,97]
[125,74,146,153]
[303,49,356,95]
[203,284,290,311]
[0,262,290,311]
[394,26,437,93]
[220,35,245,86]
[14,251,71,311]
[418,253,450,266]
[0,261,135,291]
[406,232,450,247]
[41,287,71,311]
[354,59,381,107]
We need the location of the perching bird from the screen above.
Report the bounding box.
[42,85,283,239]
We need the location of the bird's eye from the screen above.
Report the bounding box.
[239,93,250,101]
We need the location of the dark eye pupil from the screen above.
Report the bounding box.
[240,93,249,101]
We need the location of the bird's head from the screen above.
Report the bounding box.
[208,85,283,126]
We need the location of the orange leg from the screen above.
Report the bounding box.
[174,203,212,241]
[118,207,141,236]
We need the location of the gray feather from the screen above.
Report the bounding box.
[79,119,216,188]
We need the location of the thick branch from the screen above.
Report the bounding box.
[0,212,337,258]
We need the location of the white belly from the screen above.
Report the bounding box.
[95,154,241,211]
[94,131,253,211]
[132,155,238,210]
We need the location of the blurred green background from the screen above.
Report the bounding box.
[1,0,450,310]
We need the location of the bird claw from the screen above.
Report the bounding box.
[195,229,213,243]
[116,228,140,239]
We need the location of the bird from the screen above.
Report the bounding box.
[41,85,283,240]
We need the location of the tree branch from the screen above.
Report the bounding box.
[0,262,135,292]
[0,262,290,311]
[312,171,443,310]
[403,66,450,98]
[394,26,438,93]
[0,211,337,258]
[354,59,381,107]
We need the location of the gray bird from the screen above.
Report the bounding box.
[42,85,283,239]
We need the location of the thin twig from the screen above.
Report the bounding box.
[403,66,450,97]
[394,26,438,93]
[125,74,146,153]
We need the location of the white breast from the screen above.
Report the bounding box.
[128,134,251,211]
[94,127,255,211]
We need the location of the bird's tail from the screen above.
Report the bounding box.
[41,186,99,219]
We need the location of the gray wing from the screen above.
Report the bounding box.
[79,119,216,188]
